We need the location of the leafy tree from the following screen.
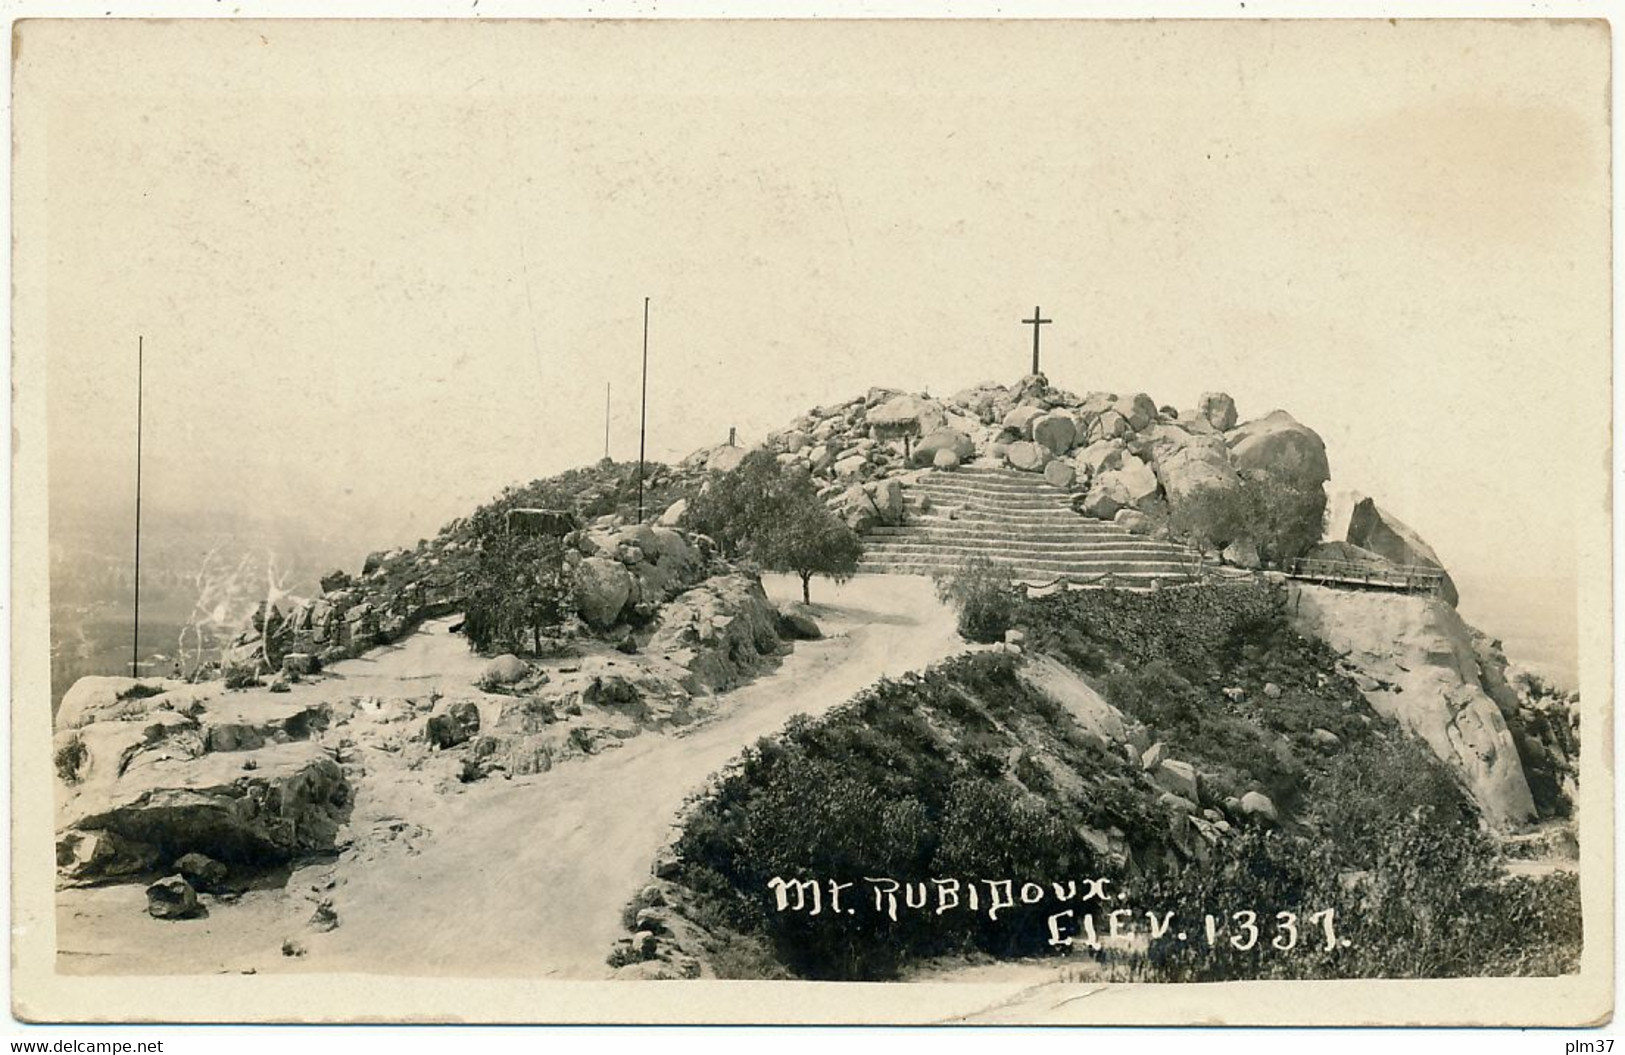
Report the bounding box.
[683,450,864,604]
[463,509,575,654]
[758,487,863,604]
[681,450,786,558]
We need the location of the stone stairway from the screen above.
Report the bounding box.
[856,464,1202,586]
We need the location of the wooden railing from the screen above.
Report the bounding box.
[1286,557,1445,596]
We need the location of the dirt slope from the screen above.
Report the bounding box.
[56,573,963,978]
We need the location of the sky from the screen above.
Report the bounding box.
[19,18,1611,590]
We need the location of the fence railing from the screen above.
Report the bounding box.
[1286,557,1445,596]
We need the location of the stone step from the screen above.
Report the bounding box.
[859,554,1196,574]
[856,560,1196,581]
[869,528,1135,546]
[863,541,1191,561]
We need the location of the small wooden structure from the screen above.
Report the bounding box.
[1286,557,1446,597]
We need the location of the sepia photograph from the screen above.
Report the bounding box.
[8,10,1614,1028]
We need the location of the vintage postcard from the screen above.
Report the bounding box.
[9,13,1614,1026]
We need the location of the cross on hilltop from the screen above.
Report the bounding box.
[1022,306,1052,375]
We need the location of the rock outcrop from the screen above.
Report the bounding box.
[1344,496,1459,607]
[1225,410,1330,488]
[1288,584,1535,827]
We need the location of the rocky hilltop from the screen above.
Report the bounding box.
[51,371,1578,981]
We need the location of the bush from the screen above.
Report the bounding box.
[1168,474,1326,567]
[54,735,86,784]
[462,509,575,655]
[223,663,261,690]
[933,556,1018,643]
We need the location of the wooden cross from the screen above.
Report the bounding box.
[1022,306,1052,375]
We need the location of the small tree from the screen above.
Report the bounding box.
[1240,470,1326,567]
[681,449,787,559]
[1168,484,1253,555]
[1169,475,1326,569]
[759,488,864,604]
[463,510,575,654]
[684,449,864,603]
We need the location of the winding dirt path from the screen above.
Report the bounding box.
[56,573,962,978]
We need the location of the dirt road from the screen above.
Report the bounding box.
[56,573,963,978]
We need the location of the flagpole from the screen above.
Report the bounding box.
[637,298,649,523]
[131,335,144,678]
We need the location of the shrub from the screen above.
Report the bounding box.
[1241,470,1327,567]
[54,735,86,784]
[115,682,166,702]
[933,556,1018,643]
[223,663,261,690]
[1168,485,1254,554]
[462,508,575,655]
[1168,474,1326,567]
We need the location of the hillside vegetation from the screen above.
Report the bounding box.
[659,581,1581,981]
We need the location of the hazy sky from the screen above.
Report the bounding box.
[19,18,1610,586]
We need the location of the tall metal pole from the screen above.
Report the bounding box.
[131,335,144,678]
[637,297,649,523]
[604,382,611,461]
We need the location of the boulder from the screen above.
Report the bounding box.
[1030,412,1077,455]
[706,445,748,474]
[1289,587,1534,826]
[319,570,353,594]
[1004,441,1049,472]
[281,653,317,678]
[1087,409,1131,443]
[1074,439,1125,478]
[1345,497,1459,607]
[1139,425,1242,509]
[912,427,975,467]
[1043,460,1076,490]
[1002,405,1044,437]
[174,852,229,893]
[146,875,202,920]
[58,741,349,882]
[834,484,880,533]
[481,654,528,686]
[1114,509,1155,535]
[833,453,870,479]
[1125,393,1158,431]
[777,604,823,640]
[867,479,905,525]
[574,557,635,629]
[647,574,785,694]
[1087,454,1159,514]
[1152,759,1201,802]
[932,448,960,470]
[1198,392,1239,431]
[1240,791,1279,825]
[868,394,946,438]
[1222,539,1262,569]
[56,677,192,730]
[656,498,688,528]
[1076,487,1121,520]
[1311,728,1343,750]
[425,700,482,748]
[1141,742,1167,771]
[1226,410,1330,488]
